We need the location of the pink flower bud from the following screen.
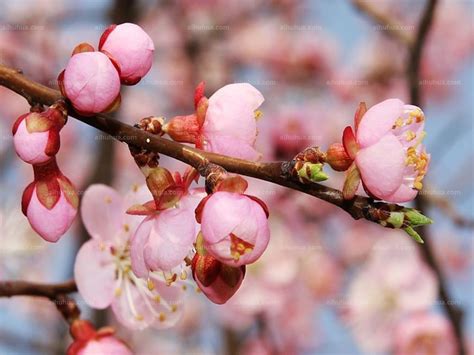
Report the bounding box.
[22,158,78,242]
[59,51,121,115]
[351,99,430,202]
[99,23,154,85]
[12,102,67,164]
[67,319,132,355]
[191,252,245,304]
[199,191,270,267]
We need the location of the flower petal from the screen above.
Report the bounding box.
[383,183,418,203]
[357,98,404,148]
[130,216,154,278]
[355,134,405,199]
[74,240,116,309]
[81,184,123,242]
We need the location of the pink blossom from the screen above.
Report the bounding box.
[345,234,438,353]
[99,23,154,85]
[130,189,204,276]
[21,158,78,242]
[199,191,270,266]
[12,102,67,164]
[394,312,458,355]
[343,99,430,202]
[165,83,264,160]
[60,51,121,115]
[74,184,186,330]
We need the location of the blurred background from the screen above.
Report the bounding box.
[0,0,473,354]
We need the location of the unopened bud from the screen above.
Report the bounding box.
[296,162,328,183]
[326,143,353,171]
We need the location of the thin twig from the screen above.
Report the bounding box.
[404,0,465,354]
[352,0,413,46]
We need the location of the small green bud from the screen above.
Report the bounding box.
[297,162,329,183]
[404,226,424,244]
[403,208,433,227]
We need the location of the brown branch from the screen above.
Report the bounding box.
[0,63,409,226]
[352,0,413,46]
[403,0,466,354]
[0,279,79,323]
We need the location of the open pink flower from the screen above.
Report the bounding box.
[198,191,270,267]
[22,158,78,242]
[59,51,121,115]
[394,312,457,355]
[165,82,264,160]
[12,102,67,165]
[342,99,430,202]
[74,184,186,330]
[99,23,154,85]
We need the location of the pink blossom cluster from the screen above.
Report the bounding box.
[58,23,154,115]
[12,102,78,242]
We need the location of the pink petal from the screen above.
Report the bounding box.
[201,192,249,244]
[202,83,263,155]
[357,98,404,148]
[144,207,197,271]
[130,216,154,278]
[74,240,116,309]
[355,134,405,199]
[81,184,123,242]
[383,183,418,203]
[204,135,262,161]
[13,120,50,164]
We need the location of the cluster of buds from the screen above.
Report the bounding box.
[12,102,78,242]
[58,23,154,115]
[364,203,433,243]
[67,319,131,355]
[290,146,329,184]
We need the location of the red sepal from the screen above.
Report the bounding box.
[192,253,221,287]
[100,49,122,77]
[216,176,248,194]
[194,81,205,110]
[195,195,211,223]
[11,113,28,135]
[353,102,367,133]
[21,182,35,215]
[156,185,185,210]
[57,70,67,97]
[342,126,358,160]
[71,42,94,56]
[98,24,117,50]
[126,200,157,215]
